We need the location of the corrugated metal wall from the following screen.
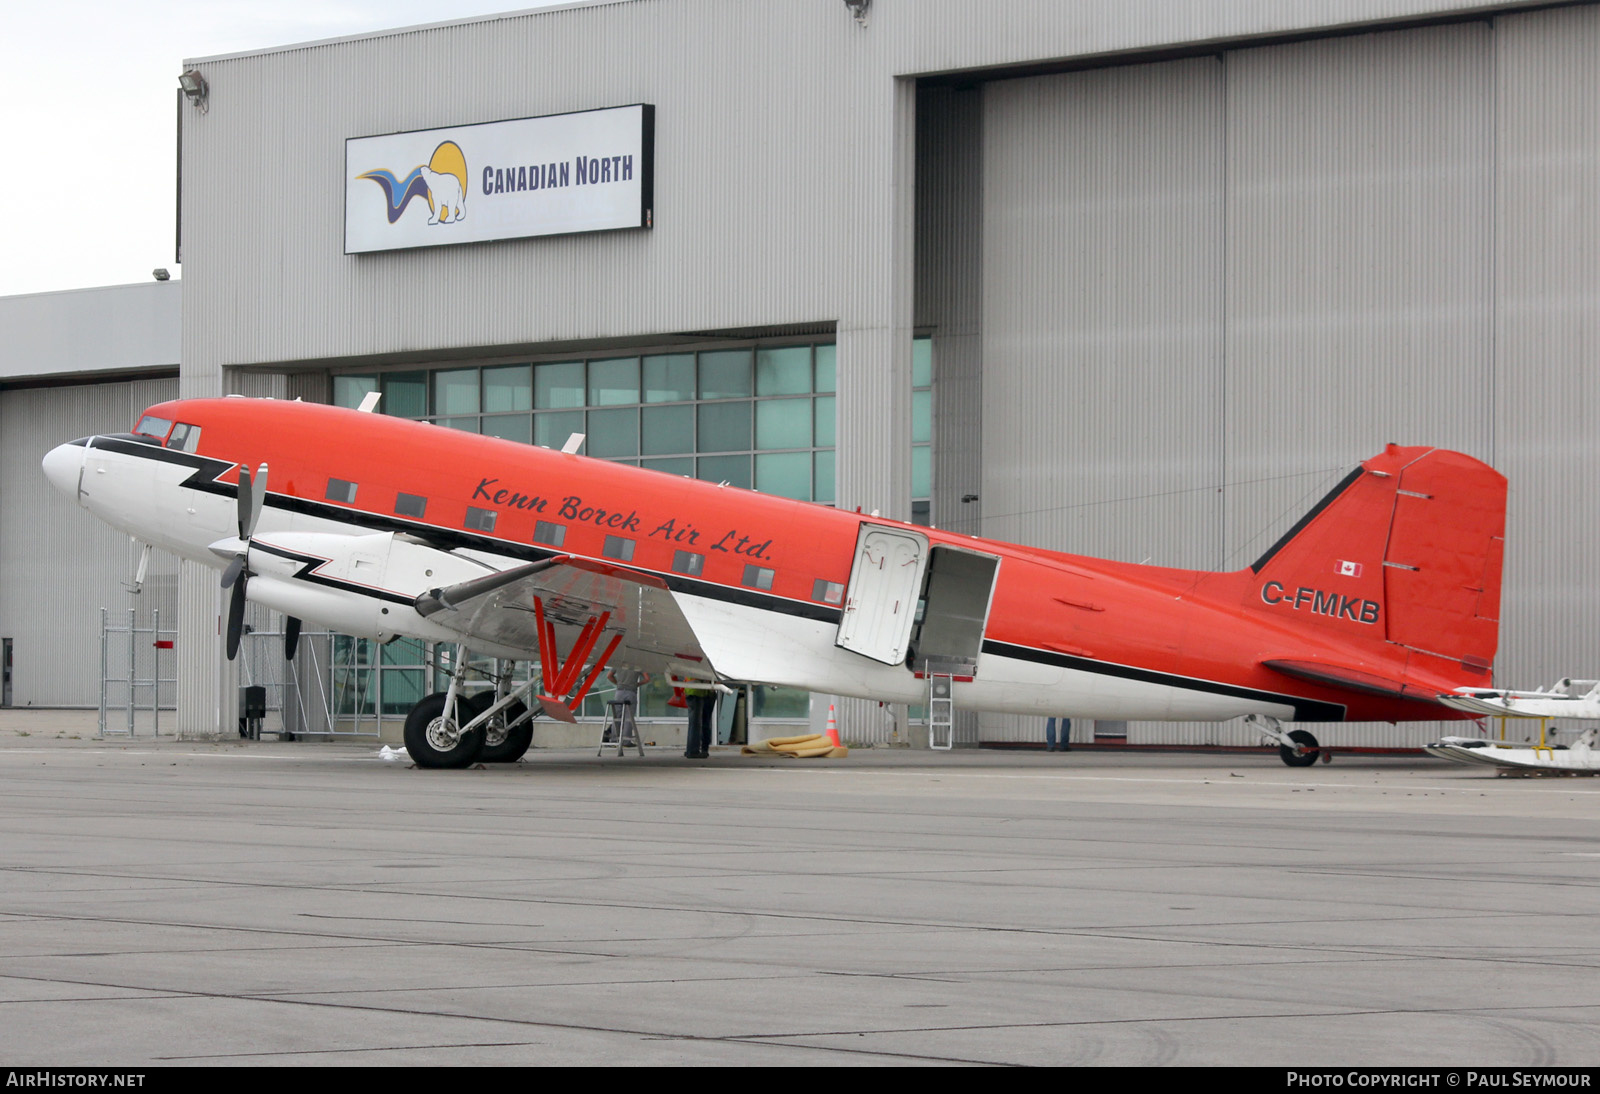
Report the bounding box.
[984,58,1227,569]
[0,378,179,706]
[1495,6,1600,691]
[180,2,907,374]
[974,10,1599,745]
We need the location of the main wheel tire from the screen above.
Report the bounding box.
[470,693,534,764]
[403,692,485,769]
[1278,728,1321,768]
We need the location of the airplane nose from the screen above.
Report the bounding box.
[42,441,87,502]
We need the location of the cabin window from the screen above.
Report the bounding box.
[533,520,565,547]
[742,565,775,591]
[464,506,497,533]
[133,415,173,442]
[395,493,427,519]
[325,478,358,504]
[602,535,635,562]
[167,423,201,452]
[672,550,705,576]
[812,579,844,605]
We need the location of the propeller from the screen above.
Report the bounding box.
[284,615,302,661]
[221,462,267,661]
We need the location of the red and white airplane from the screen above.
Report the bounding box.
[42,397,1507,767]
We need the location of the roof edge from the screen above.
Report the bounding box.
[183,0,644,67]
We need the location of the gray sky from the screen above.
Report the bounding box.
[2,1,562,298]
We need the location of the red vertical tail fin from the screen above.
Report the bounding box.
[1243,445,1506,687]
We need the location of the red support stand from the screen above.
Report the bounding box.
[532,603,620,724]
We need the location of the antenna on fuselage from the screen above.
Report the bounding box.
[561,433,586,454]
[357,391,382,413]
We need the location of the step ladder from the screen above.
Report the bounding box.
[598,699,645,757]
[927,673,955,750]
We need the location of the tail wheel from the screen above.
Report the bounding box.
[470,693,534,764]
[403,692,485,769]
[1279,728,1321,768]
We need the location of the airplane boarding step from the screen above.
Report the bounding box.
[927,672,954,750]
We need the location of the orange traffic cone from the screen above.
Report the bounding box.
[824,703,841,748]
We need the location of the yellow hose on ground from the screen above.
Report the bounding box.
[741,734,848,758]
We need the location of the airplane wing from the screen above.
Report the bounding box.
[413,554,716,687]
[1436,683,1600,720]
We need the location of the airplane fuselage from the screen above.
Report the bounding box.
[43,397,1489,726]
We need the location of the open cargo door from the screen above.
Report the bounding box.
[836,524,929,665]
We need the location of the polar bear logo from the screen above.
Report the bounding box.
[356,140,469,228]
[420,166,465,225]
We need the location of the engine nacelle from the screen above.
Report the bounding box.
[240,530,499,645]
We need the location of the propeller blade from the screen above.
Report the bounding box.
[248,463,267,539]
[225,574,248,661]
[236,465,253,540]
[284,616,301,661]
[220,554,245,590]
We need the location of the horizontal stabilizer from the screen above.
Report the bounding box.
[1261,659,1441,703]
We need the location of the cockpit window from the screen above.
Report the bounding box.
[167,423,202,453]
[133,415,174,442]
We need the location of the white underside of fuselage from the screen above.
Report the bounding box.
[671,592,1294,720]
[55,438,1298,722]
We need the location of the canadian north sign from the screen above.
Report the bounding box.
[344,104,654,254]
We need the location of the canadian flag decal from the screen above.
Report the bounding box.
[1335,560,1363,578]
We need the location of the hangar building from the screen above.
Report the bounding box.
[9,0,1600,749]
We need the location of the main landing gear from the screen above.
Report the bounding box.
[1245,714,1328,768]
[401,600,623,769]
[404,692,485,768]
[473,692,533,764]
[402,689,536,768]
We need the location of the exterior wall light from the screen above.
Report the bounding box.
[843,0,869,28]
[178,69,208,113]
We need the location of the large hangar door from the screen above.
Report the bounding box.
[836,525,928,665]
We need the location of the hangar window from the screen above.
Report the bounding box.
[742,565,775,591]
[672,550,704,576]
[395,493,428,519]
[329,336,934,523]
[464,506,497,533]
[333,375,377,410]
[325,478,358,504]
[533,520,565,546]
[813,579,844,605]
[602,535,635,562]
